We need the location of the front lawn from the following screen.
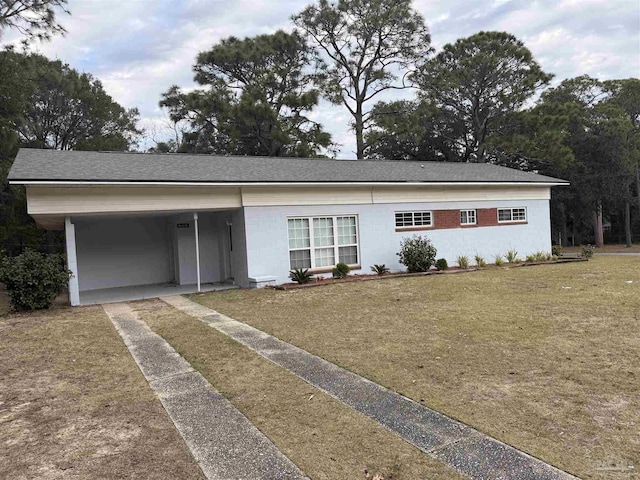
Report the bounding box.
[0,306,204,479]
[134,299,463,480]
[193,256,640,480]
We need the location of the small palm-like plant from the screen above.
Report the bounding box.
[370,264,390,275]
[456,255,470,269]
[474,254,486,267]
[506,249,519,263]
[289,268,313,284]
[494,254,504,266]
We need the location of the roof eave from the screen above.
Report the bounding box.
[9,180,570,187]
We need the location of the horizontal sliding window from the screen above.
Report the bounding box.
[498,207,527,223]
[460,209,476,225]
[395,211,432,228]
[288,215,359,270]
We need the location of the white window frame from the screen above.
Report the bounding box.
[460,209,477,225]
[287,215,360,270]
[395,211,433,229]
[497,207,527,223]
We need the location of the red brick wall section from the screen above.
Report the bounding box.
[477,208,499,227]
[433,210,461,230]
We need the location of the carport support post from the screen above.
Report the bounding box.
[64,217,80,306]
[194,212,201,292]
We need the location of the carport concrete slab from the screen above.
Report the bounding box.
[163,295,579,480]
[103,302,306,480]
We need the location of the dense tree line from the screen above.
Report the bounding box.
[0,0,637,251]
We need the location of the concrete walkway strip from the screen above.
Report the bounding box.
[102,302,307,480]
[163,295,580,480]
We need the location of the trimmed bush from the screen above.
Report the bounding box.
[456,255,470,269]
[289,268,313,284]
[370,264,390,275]
[397,235,437,272]
[0,249,71,311]
[435,258,448,271]
[332,262,351,278]
[581,244,595,259]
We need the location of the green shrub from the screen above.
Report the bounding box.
[397,235,437,272]
[289,268,313,284]
[533,251,551,261]
[525,254,536,262]
[332,262,351,278]
[506,249,519,263]
[552,245,563,257]
[494,254,504,266]
[581,244,595,259]
[0,249,70,311]
[474,254,486,267]
[456,255,469,269]
[435,258,448,271]
[370,264,390,275]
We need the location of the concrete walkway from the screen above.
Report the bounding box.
[102,302,306,480]
[163,295,580,480]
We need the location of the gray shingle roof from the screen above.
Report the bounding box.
[8,148,568,184]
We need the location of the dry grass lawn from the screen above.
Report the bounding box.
[0,285,11,316]
[193,257,640,480]
[564,244,640,253]
[0,305,204,479]
[134,298,464,480]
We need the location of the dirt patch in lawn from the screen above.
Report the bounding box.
[134,299,464,480]
[193,257,640,480]
[0,306,204,479]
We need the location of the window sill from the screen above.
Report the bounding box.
[497,221,528,225]
[310,264,361,274]
[395,226,434,232]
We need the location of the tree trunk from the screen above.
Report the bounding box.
[354,106,365,159]
[593,202,604,247]
[636,163,640,220]
[625,200,632,247]
[560,203,569,247]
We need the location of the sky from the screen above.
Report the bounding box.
[3,0,639,157]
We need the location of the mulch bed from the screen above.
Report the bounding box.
[274,257,588,290]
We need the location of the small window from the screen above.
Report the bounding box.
[498,207,527,223]
[460,209,476,225]
[395,211,433,229]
